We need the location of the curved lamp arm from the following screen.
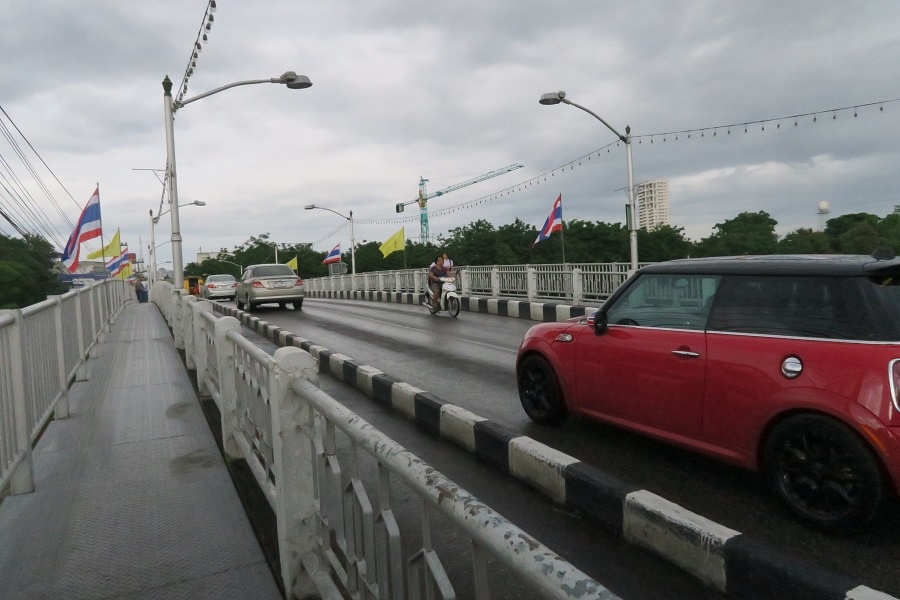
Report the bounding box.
[175,72,312,109]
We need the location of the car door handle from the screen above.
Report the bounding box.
[671,350,700,358]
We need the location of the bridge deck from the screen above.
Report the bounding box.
[0,303,280,600]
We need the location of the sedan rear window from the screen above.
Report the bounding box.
[252,265,296,277]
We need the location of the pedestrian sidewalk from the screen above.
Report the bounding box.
[0,302,280,600]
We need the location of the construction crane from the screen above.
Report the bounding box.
[395,163,524,242]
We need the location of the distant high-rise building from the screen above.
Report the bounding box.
[636,179,670,230]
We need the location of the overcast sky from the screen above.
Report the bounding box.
[2,1,899,269]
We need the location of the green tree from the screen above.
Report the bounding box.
[444,220,502,265]
[824,213,880,252]
[778,228,831,254]
[694,211,779,257]
[637,225,693,262]
[837,223,884,255]
[0,234,67,309]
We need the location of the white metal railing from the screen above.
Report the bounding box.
[158,283,617,600]
[0,279,131,497]
[304,262,649,304]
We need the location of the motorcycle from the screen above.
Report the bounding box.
[425,276,461,318]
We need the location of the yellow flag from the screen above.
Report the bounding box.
[379,227,405,258]
[86,229,120,260]
[286,255,298,271]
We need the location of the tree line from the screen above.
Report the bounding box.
[186,207,900,278]
[4,206,899,308]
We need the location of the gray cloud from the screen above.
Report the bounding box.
[2,0,899,265]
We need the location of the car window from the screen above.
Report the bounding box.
[207,275,235,283]
[606,274,721,330]
[252,265,295,277]
[706,275,884,340]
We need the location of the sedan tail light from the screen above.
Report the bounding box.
[207,284,217,289]
[890,359,900,412]
[252,281,265,288]
[294,278,303,287]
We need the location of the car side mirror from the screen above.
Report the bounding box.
[593,310,608,335]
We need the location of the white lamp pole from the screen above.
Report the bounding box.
[539,90,638,272]
[150,200,206,284]
[162,71,312,289]
[149,209,156,284]
[304,204,356,276]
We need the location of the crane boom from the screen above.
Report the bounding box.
[394,163,523,242]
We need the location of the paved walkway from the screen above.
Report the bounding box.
[0,302,281,600]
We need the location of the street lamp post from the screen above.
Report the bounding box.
[219,260,242,275]
[150,200,206,285]
[304,204,355,276]
[162,71,312,289]
[539,90,638,272]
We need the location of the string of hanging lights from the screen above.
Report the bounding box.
[315,96,898,241]
[633,98,897,144]
[311,219,349,245]
[175,0,217,107]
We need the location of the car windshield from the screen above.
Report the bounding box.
[253,265,296,277]
[207,275,235,282]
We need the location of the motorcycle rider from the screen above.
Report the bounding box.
[426,254,449,309]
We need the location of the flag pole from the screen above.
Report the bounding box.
[561,219,566,265]
[403,227,407,270]
[97,183,107,270]
[558,195,566,265]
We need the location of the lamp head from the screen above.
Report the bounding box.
[304,204,316,210]
[193,201,207,206]
[539,91,565,105]
[279,71,313,89]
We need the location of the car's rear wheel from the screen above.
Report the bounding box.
[517,355,567,424]
[236,297,245,310]
[291,300,303,310]
[764,414,884,531]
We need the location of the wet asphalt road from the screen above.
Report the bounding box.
[228,297,900,598]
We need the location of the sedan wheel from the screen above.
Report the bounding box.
[236,297,245,310]
[517,355,567,424]
[764,414,884,531]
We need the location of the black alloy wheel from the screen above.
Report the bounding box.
[764,414,884,531]
[517,355,567,424]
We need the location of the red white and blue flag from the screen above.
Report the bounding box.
[61,187,102,272]
[532,194,563,247]
[106,247,129,276]
[322,243,341,264]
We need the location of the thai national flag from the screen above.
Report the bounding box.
[322,243,341,264]
[532,194,563,247]
[106,247,129,276]
[61,188,102,272]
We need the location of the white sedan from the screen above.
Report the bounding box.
[199,274,238,301]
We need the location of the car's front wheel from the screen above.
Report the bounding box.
[517,355,567,424]
[764,414,884,532]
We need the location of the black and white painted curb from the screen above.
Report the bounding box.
[212,301,896,600]
[306,289,600,322]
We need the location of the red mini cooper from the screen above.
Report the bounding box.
[516,254,900,530]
